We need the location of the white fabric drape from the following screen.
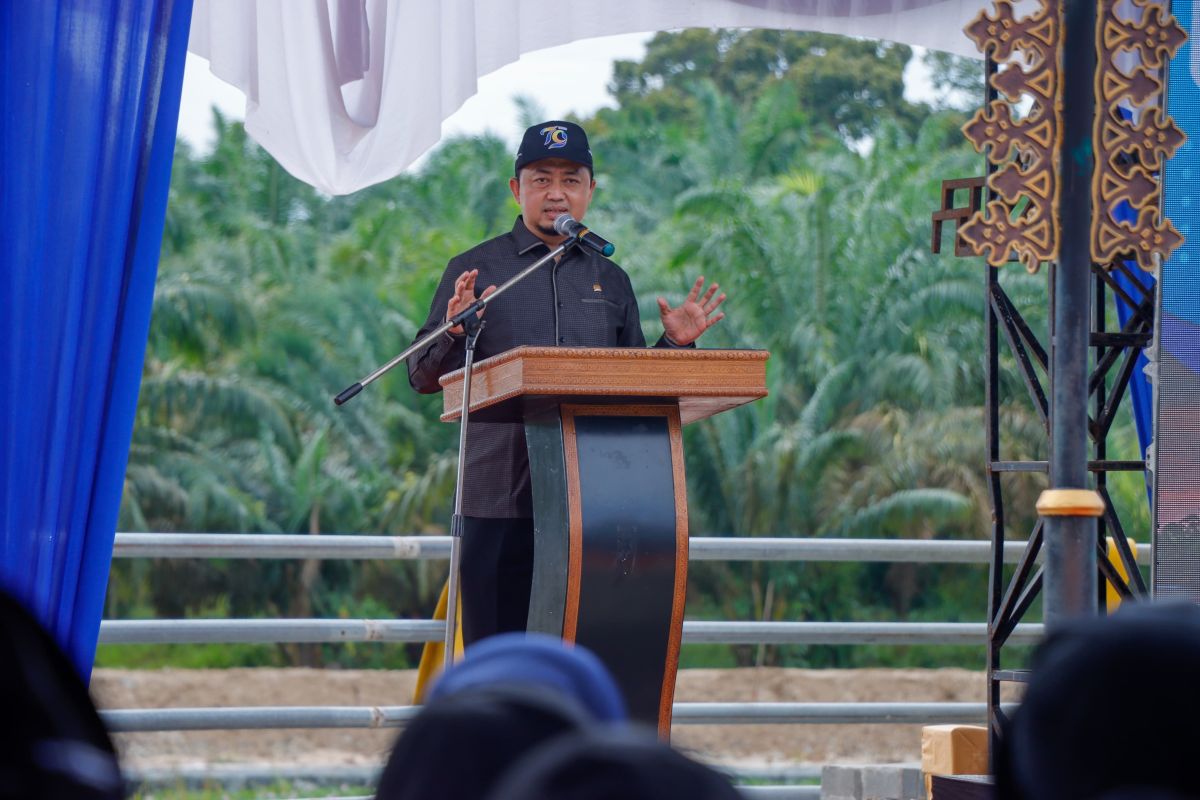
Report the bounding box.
[189,0,988,195]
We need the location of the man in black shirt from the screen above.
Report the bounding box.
[408,120,726,646]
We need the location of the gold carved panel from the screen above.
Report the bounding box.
[956,0,1186,273]
[1092,0,1186,272]
[959,0,1062,272]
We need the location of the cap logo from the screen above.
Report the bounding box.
[540,125,569,150]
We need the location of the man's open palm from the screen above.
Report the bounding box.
[658,276,726,346]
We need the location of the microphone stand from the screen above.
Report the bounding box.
[333,236,579,668]
[442,310,482,666]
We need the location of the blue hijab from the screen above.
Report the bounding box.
[428,632,627,723]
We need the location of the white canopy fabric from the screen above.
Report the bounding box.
[188,0,988,195]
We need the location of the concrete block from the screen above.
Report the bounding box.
[862,763,923,800]
[821,764,863,800]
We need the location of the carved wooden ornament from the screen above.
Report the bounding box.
[957,0,1186,273]
[959,0,1062,272]
[1092,0,1186,272]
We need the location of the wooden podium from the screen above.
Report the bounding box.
[440,347,768,735]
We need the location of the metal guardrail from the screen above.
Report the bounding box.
[124,763,824,787]
[101,533,1050,650]
[103,705,418,732]
[124,761,824,799]
[114,533,451,560]
[98,619,1044,646]
[101,702,1010,732]
[114,532,1151,564]
[675,702,1010,724]
[99,532,1039,747]
[274,791,817,800]
[275,792,820,800]
[684,620,1041,645]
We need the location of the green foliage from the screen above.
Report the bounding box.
[108,28,1148,671]
[95,642,286,670]
[608,29,926,141]
[129,780,372,799]
[922,50,986,112]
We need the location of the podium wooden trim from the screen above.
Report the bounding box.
[440,346,769,424]
[438,347,768,734]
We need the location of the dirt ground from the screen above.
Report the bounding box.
[92,667,1015,771]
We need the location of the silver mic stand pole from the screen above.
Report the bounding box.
[442,311,482,666]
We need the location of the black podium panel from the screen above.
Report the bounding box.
[573,414,677,725]
[525,404,688,734]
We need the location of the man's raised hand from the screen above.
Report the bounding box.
[446,269,497,335]
[657,276,727,346]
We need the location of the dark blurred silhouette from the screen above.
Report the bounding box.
[485,727,743,800]
[0,589,123,800]
[380,633,631,799]
[996,602,1200,800]
[375,684,591,800]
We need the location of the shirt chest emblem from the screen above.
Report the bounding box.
[592,283,602,293]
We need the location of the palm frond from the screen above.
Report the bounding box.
[822,488,972,538]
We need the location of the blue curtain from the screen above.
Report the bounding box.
[0,0,192,677]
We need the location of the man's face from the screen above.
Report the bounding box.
[509,158,596,244]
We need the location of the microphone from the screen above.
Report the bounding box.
[553,214,616,257]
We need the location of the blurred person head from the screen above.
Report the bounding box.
[429,632,627,724]
[485,727,743,800]
[0,589,123,800]
[996,601,1200,800]
[375,684,591,800]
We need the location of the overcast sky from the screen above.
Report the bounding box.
[177,32,941,164]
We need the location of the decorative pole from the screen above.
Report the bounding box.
[1039,0,1100,624]
[950,0,1186,742]
[958,0,1184,629]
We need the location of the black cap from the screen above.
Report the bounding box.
[515,120,593,176]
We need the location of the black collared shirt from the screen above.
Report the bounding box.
[408,216,680,518]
